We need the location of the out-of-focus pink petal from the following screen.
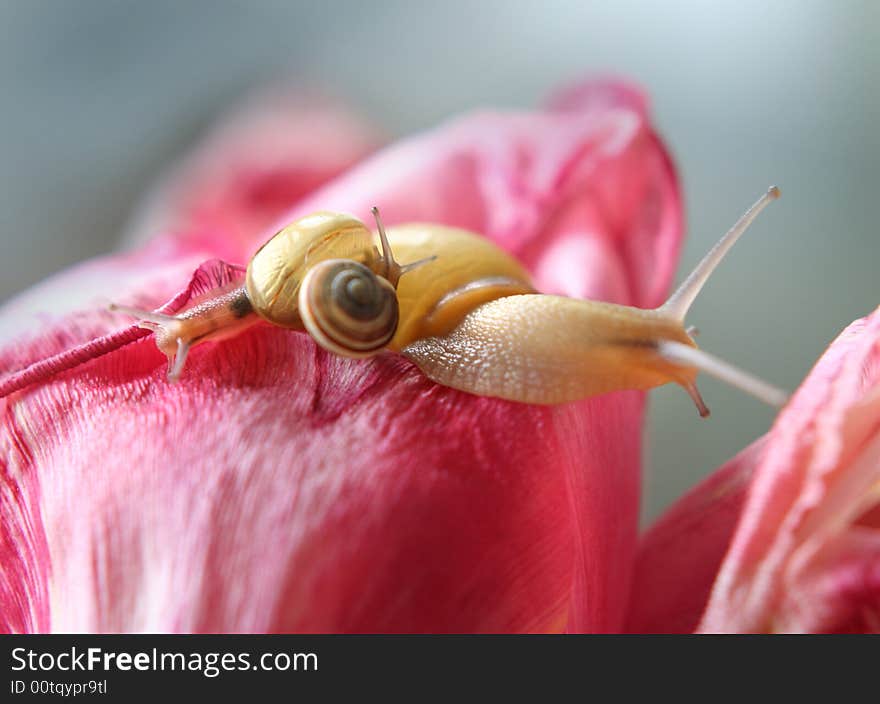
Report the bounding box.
[547,77,650,116]
[697,307,880,633]
[0,79,682,632]
[125,86,381,261]
[625,438,764,633]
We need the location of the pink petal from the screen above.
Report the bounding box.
[124,86,381,261]
[697,307,880,633]
[0,79,682,633]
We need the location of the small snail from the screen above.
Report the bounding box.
[108,210,437,380]
[1,188,787,417]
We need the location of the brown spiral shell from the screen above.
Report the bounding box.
[298,259,399,358]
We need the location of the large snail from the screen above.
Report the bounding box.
[1,188,787,416]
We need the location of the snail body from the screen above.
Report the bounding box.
[402,296,699,406]
[402,187,787,414]
[104,188,787,416]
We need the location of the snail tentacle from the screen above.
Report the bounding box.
[369,206,436,286]
[167,338,191,383]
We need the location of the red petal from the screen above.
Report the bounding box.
[625,439,764,632]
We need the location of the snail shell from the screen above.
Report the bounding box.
[299,259,399,358]
[246,211,377,328]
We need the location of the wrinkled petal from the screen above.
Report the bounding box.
[0,80,682,633]
[696,307,880,633]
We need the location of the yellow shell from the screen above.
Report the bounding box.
[384,224,535,350]
[246,211,377,328]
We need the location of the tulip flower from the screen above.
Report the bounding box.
[0,79,682,633]
[5,78,873,634]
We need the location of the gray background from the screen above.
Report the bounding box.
[1,0,877,522]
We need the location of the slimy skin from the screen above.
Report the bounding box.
[402,295,698,405]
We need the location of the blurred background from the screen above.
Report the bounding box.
[0,0,877,522]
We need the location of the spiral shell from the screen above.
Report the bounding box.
[298,259,399,358]
[246,212,377,328]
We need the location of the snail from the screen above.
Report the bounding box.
[107,210,437,380]
[1,188,787,417]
